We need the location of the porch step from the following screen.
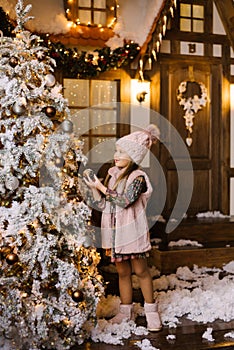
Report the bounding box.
[148,246,234,274]
[148,217,234,274]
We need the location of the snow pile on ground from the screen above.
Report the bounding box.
[202,327,215,342]
[135,338,160,350]
[95,262,234,344]
[157,264,234,327]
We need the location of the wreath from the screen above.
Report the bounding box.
[177,80,208,146]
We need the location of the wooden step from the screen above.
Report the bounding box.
[148,246,234,274]
[148,217,234,274]
[150,217,234,247]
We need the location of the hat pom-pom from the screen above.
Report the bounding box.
[146,124,160,144]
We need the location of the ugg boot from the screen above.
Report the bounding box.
[144,302,162,331]
[109,304,135,324]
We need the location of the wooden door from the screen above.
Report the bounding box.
[159,60,222,218]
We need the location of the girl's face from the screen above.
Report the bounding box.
[114,145,132,168]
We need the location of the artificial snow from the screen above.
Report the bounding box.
[91,319,148,345]
[166,334,176,340]
[196,210,230,218]
[168,239,203,248]
[0,0,69,34]
[224,331,234,339]
[1,0,165,49]
[135,338,160,350]
[202,327,215,342]
[94,262,234,344]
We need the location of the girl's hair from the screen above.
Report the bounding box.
[104,161,139,190]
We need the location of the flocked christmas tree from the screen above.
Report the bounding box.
[0,1,104,349]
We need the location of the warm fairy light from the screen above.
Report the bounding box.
[156,40,160,51]
[139,59,143,70]
[67,22,73,28]
[170,6,174,17]
[65,1,118,27]
[152,49,157,60]
[148,57,152,70]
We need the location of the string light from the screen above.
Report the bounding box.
[137,0,177,78]
[64,0,118,28]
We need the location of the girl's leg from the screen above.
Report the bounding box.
[131,258,154,303]
[108,260,134,324]
[115,260,132,304]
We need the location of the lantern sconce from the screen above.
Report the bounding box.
[136,91,148,103]
[131,79,150,106]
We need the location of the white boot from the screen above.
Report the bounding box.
[109,304,135,324]
[144,302,162,331]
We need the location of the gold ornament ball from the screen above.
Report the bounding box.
[0,246,12,258]
[9,56,19,67]
[44,106,56,118]
[71,290,84,303]
[6,253,19,265]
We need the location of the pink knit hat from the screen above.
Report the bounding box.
[116,124,160,164]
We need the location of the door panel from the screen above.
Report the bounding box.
[160,62,221,217]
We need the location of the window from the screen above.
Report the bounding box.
[63,79,119,163]
[180,2,204,33]
[64,0,117,27]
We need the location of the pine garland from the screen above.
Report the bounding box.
[0,6,140,79]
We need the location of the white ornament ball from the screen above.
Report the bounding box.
[45,74,56,87]
[61,119,73,133]
[5,176,19,190]
[12,102,26,116]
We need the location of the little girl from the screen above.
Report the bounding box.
[84,124,162,331]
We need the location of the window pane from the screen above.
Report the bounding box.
[193,5,204,19]
[63,79,89,107]
[91,80,117,105]
[94,11,106,25]
[180,4,191,17]
[94,0,106,9]
[80,136,89,156]
[79,0,91,7]
[90,109,117,135]
[193,19,204,33]
[180,18,191,31]
[70,109,90,135]
[79,10,91,24]
[89,137,116,163]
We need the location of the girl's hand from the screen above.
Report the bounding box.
[83,170,107,194]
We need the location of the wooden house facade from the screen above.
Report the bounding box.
[57,0,234,272]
